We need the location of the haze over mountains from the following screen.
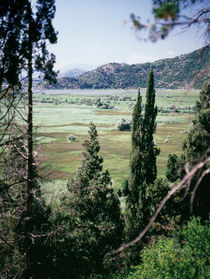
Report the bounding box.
[57,63,98,78]
[44,48,210,90]
[58,68,86,78]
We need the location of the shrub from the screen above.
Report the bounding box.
[67,134,76,142]
[126,217,210,279]
[116,118,132,131]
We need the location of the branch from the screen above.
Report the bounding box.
[190,168,210,214]
[12,142,28,160]
[0,180,24,194]
[110,156,210,255]
[131,7,210,42]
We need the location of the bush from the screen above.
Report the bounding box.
[126,217,210,279]
[116,118,132,131]
[169,104,177,110]
[67,134,76,142]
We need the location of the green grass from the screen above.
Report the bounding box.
[33,89,199,190]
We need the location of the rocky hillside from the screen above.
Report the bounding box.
[44,47,209,89]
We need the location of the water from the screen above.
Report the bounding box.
[38,88,147,96]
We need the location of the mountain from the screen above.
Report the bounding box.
[44,48,210,89]
[58,68,86,78]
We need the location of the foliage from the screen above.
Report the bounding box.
[0,1,57,278]
[124,68,159,263]
[124,89,144,244]
[183,82,210,160]
[53,122,123,279]
[131,0,210,43]
[166,82,210,220]
[66,134,76,142]
[0,135,53,279]
[182,82,210,219]
[44,47,210,89]
[116,118,132,131]
[0,0,24,89]
[145,178,182,236]
[166,153,183,182]
[126,217,210,279]
[143,67,160,185]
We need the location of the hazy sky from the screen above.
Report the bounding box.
[49,0,206,71]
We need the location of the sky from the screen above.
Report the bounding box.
[48,0,206,71]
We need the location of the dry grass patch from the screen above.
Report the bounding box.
[96,111,131,115]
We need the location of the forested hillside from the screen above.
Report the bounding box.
[44,47,209,89]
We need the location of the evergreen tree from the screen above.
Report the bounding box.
[166,153,183,183]
[124,68,159,263]
[125,89,144,241]
[0,0,25,91]
[143,67,160,185]
[16,2,57,277]
[0,1,57,278]
[56,122,123,278]
[166,82,210,220]
[182,82,210,220]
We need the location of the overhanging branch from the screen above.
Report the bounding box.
[110,155,210,255]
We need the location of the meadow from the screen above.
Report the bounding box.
[33,88,199,193]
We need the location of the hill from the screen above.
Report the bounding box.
[44,47,209,89]
[58,68,86,78]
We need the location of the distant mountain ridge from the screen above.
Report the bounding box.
[44,48,209,89]
[58,68,86,78]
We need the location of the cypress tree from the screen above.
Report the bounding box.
[125,89,144,241]
[125,68,159,263]
[143,66,160,185]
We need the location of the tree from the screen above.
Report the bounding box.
[143,67,160,185]
[124,88,144,245]
[18,1,57,277]
[56,122,123,278]
[0,0,25,91]
[111,154,209,255]
[124,68,159,263]
[166,153,183,182]
[0,1,57,278]
[166,82,210,220]
[0,0,26,154]
[131,0,210,44]
[108,2,210,261]
[181,82,210,219]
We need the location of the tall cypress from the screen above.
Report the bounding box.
[125,89,144,241]
[143,66,160,185]
[125,68,159,263]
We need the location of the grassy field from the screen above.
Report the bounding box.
[33,88,198,191]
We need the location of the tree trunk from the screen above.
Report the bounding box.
[24,2,34,278]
